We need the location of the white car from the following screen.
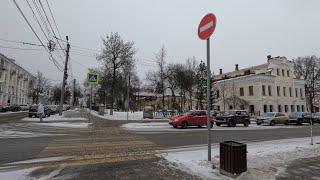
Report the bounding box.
[19,104,29,111]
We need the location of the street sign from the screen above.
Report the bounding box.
[198,13,217,162]
[198,13,217,40]
[87,73,99,84]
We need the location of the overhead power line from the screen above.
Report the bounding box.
[0,44,44,51]
[45,0,62,39]
[12,0,62,71]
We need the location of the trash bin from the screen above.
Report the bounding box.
[220,141,247,177]
[98,104,105,116]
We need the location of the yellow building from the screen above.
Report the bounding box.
[213,56,307,116]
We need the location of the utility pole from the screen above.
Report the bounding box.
[73,78,76,107]
[59,36,70,116]
[126,72,130,121]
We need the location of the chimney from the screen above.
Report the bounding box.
[219,69,223,75]
[235,64,239,71]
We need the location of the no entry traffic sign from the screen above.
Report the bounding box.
[198,13,217,40]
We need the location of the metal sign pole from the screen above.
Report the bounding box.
[206,37,212,161]
[89,84,92,122]
[310,113,313,145]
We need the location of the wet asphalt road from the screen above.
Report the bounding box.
[140,125,320,148]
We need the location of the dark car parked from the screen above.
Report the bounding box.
[8,104,21,112]
[289,112,314,125]
[28,105,51,118]
[0,105,9,112]
[215,110,250,127]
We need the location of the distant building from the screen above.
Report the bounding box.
[0,53,35,106]
[212,56,307,115]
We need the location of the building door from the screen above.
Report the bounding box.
[249,105,255,115]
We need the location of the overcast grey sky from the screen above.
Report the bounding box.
[1,0,320,85]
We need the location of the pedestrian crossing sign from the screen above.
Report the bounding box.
[87,73,99,84]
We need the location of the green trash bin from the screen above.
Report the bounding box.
[220,141,247,177]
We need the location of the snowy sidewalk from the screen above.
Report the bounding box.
[159,136,320,180]
[90,110,169,121]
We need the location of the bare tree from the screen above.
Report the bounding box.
[33,71,49,104]
[97,32,136,115]
[146,46,167,109]
[293,55,320,113]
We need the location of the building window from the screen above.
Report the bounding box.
[300,88,303,98]
[302,105,305,112]
[229,105,233,110]
[282,69,285,76]
[268,86,272,96]
[297,105,300,112]
[216,90,220,98]
[295,88,298,97]
[249,86,254,96]
[249,105,255,115]
[216,106,220,111]
[278,105,282,112]
[264,105,268,113]
[269,105,273,112]
[277,86,280,96]
[240,87,244,96]
[283,87,286,97]
[287,70,290,77]
[240,105,245,110]
[289,87,292,97]
[285,105,288,113]
[291,105,295,112]
[277,68,280,76]
[262,85,266,96]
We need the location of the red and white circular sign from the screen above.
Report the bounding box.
[198,13,217,40]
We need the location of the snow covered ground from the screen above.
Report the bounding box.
[34,122,91,128]
[159,136,320,180]
[0,130,53,139]
[22,114,87,122]
[90,110,168,121]
[122,122,307,132]
[0,167,38,180]
[6,156,73,166]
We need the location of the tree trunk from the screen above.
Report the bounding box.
[110,65,116,115]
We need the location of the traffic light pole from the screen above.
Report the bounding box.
[206,37,212,161]
[59,36,70,116]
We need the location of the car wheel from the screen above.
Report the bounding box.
[181,121,188,129]
[173,125,177,128]
[198,125,202,128]
[228,121,233,127]
[257,122,261,125]
[28,115,32,118]
[297,120,302,125]
[270,121,275,126]
[244,121,249,127]
[216,123,221,126]
[285,120,289,125]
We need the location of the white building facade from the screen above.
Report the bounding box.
[0,53,35,106]
[213,56,307,115]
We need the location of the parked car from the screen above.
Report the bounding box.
[215,110,250,127]
[313,112,320,123]
[289,112,313,125]
[46,105,58,115]
[256,112,289,126]
[8,104,21,112]
[169,110,215,129]
[19,104,30,111]
[28,105,51,118]
[0,105,9,112]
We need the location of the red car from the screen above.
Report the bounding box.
[169,110,215,129]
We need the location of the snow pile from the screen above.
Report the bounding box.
[90,110,168,121]
[0,167,37,180]
[160,136,320,180]
[34,122,91,128]
[22,113,87,122]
